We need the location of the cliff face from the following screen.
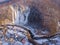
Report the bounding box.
[0,0,60,45]
[0,0,60,37]
[0,6,13,25]
[17,0,60,36]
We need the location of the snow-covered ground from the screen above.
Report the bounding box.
[0,26,60,45]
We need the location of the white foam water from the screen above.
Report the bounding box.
[14,6,30,25]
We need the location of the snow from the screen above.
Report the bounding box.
[0,26,60,45]
[0,0,7,2]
